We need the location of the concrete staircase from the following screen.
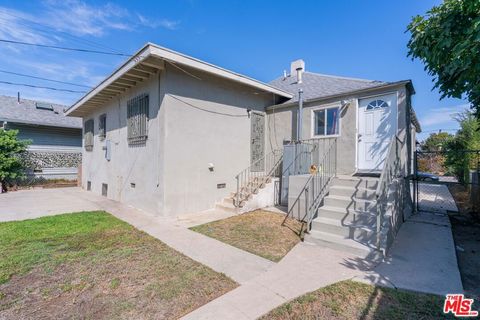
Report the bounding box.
[215,176,272,213]
[305,175,384,260]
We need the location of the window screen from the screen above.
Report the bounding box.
[84,119,94,151]
[127,94,149,145]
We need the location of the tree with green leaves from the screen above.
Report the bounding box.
[421,131,454,151]
[445,111,480,183]
[407,0,480,118]
[0,129,30,192]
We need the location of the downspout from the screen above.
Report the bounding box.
[297,88,303,141]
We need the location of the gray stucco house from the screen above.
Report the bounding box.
[0,95,82,181]
[67,43,421,259]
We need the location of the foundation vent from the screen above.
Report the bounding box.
[102,183,108,197]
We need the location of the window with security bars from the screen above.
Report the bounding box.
[98,114,106,140]
[127,94,149,145]
[84,119,94,151]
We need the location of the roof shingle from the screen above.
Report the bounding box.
[0,95,81,128]
[269,72,388,103]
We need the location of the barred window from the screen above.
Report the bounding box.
[98,114,106,140]
[127,94,149,145]
[84,119,94,151]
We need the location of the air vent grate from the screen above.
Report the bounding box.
[102,183,108,196]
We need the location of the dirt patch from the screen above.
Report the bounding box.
[190,210,302,262]
[261,280,453,320]
[0,212,237,319]
[448,184,480,300]
[449,214,480,300]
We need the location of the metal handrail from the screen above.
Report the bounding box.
[374,135,403,250]
[234,149,283,207]
[282,138,337,236]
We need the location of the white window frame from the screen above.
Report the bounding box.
[310,105,341,138]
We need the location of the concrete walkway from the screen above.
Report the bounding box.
[355,211,464,296]
[1,188,465,318]
[417,183,458,213]
[182,243,370,320]
[0,188,274,284]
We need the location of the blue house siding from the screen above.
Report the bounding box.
[7,123,81,147]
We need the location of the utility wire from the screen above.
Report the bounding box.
[0,11,123,53]
[168,94,248,118]
[0,39,131,57]
[0,80,86,93]
[0,69,91,88]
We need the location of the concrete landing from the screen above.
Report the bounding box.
[0,187,99,222]
[175,208,237,228]
[355,211,463,295]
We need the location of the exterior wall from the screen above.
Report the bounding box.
[80,65,276,217]
[267,85,410,175]
[162,64,275,215]
[7,123,81,147]
[81,74,165,214]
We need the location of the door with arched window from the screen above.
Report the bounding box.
[357,93,397,171]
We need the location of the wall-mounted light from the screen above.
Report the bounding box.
[208,163,214,172]
[340,99,351,108]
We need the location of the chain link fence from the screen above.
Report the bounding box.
[414,150,480,214]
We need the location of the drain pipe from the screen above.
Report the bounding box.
[297,88,303,142]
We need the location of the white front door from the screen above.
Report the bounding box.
[357,93,397,171]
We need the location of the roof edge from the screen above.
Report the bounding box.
[0,117,82,129]
[67,43,293,116]
[266,80,412,111]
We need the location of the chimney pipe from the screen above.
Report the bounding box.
[296,67,303,84]
[17,92,20,103]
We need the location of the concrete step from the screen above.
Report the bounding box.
[331,177,379,190]
[311,216,376,243]
[328,185,376,201]
[317,206,377,224]
[324,195,377,212]
[215,202,240,213]
[304,230,383,260]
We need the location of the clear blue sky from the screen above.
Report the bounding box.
[0,0,469,140]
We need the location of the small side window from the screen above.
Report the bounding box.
[98,114,106,141]
[127,94,149,145]
[84,119,94,151]
[313,107,339,136]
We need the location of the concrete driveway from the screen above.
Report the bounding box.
[0,187,99,222]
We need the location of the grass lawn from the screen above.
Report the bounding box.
[0,211,237,319]
[261,280,454,320]
[190,210,302,262]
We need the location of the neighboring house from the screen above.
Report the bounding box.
[0,95,82,181]
[66,43,421,259]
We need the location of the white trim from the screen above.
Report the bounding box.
[28,145,82,153]
[356,90,398,102]
[355,98,359,172]
[310,105,341,139]
[356,92,398,171]
[67,43,293,116]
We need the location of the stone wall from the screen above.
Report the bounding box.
[22,151,81,170]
